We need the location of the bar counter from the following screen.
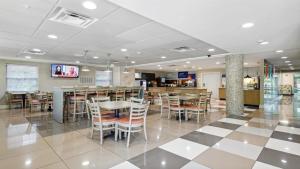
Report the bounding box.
[219,88,260,106]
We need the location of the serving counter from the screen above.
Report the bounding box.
[219,88,260,106]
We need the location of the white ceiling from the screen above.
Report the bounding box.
[109,0,300,70]
[0,0,227,66]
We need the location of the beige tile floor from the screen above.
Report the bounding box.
[0,104,226,169]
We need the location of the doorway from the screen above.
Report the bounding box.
[202,72,221,99]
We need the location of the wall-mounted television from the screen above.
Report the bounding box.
[51,64,79,78]
[178,71,188,78]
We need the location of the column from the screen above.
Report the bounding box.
[112,66,121,86]
[225,54,244,115]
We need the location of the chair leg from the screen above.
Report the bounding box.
[160,105,163,117]
[185,110,188,121]
[127,127,131,147]
[144,125,148,141]
[168,109,171,119]
[179,111,181,123]
[90,126,94,138]
[73,101,76,122]
[114,125,118,141]
[119,130,122,140]
[100,128,103,145]
[197,111,200,123]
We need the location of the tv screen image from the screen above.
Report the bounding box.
[51,64,79,78]
[178,71,188,78]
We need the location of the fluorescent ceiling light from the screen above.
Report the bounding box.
[242,22,254,28]
[216,61,221,65]
[82,1,97,10]
[276,50,284,53]
[121,48,127,52]
[288,63,292,66]
[244,62,249,65]
[161,56,166,59]
[32,48,41,52]
[131,61,135,64]
[281,56,288,59]
[93,56,99,59]
[47,34,58,39]
[285,60,291,63]
[25,56,31,59]
[186,61,190,64]
[258,40,269,45]
[208,48,215,52]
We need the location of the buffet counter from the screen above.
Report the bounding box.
[219,88,260,106]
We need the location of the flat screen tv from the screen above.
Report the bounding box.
[51,64,79,78]
[178,71,188,78]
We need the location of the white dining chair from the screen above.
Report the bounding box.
[168,96,185,123]
[184,95,206,123]
[92,97,113,117]
[86,100,116,144]
[158,93,169,118]
[115,101,150,147]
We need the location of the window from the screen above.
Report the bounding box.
[6,64,38,92]
[95,71,112,86]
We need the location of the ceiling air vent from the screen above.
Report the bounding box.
[49,7,98,28]
[173,46,195,53]
[23,49,46,55]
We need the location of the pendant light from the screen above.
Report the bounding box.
[123,56,129,74]
[105,53,112,72]
[244,67,251,79]
[81,50,90,72]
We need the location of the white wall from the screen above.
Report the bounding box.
[0,59,106,103]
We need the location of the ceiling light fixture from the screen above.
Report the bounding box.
[157,65,161,67]
[47,34,58,39]
[136,51,141,54]
[32,48,41,52]
[93,56,99,59]
[131,61,135,64]
[161,56,166,59]
[81,50,90,72]
[244,62,249,65]
[216,61,220,65]
[186,61,190,64]
[25,56,31,59]
[281,56,288,59]
[276,50,284,53]
[258,40,269,45]
[82,1,97,10]
[285,60,291,63]
[123,57,130,74]
[75,61,80,64]
[121,48,127,52]
[242,22,254,28]
[105,53,112,72]
[208,48,215,52]
[288,63,292,66]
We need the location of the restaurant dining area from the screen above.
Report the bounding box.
[1,0,300,169]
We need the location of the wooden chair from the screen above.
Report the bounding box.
[6,92,23,109]
[26,93,41,113]
[185,95,206,123]
[96,89,108,97]
[86,100,116,144]
[168,96,185,123]
[115,101,150,147]
[70,88,89,121]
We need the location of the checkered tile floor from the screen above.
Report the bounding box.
[110,114,300,169]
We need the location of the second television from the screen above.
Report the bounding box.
[51,64,79,78]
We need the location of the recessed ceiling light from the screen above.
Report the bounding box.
[157,65,161,67]
[93,56,99,59]
[25,56,31,59]
[82,1,97,10]
[131,61,135,64]
[208,48,215,52]
[288,63,292,66]
[186,61,190,64]
[81,161,90,166]
[75,61,80,64]
[121,48,127,52]
[258,40,269,45]
[161,56,166,59]
[244,62,249,65]
[276,50,284,53]
[47,34,58,39]
[242,22,254,28]
[32,48,41,52]
[281,159,287,164]
[216,61,220,65]
[285,60,291,63]
[281,56,288,59]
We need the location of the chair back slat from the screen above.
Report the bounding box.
[130,97,143,104]
[86,100,101,120]
[168,96,180,107]
[92,96,110,103]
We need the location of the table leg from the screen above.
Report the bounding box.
[115,109,120,118]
